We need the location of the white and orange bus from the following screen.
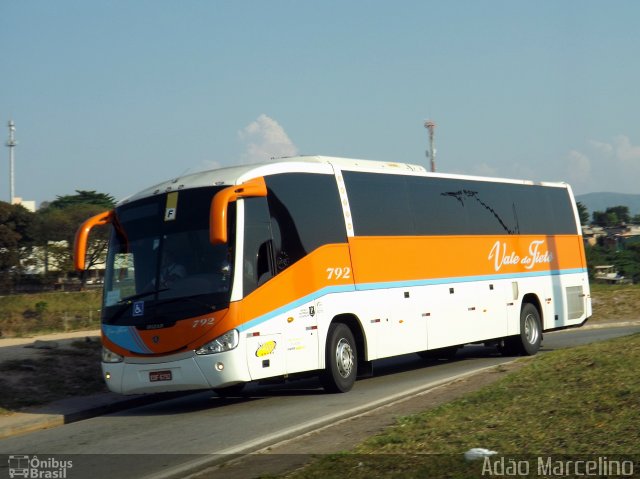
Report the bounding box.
[74,156,591,395]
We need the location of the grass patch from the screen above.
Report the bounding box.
[590,283,640,320]
[290,333,640,478]
[0,339,106,414]
[0,290,102,337]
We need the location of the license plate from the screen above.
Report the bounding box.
[149,370,172,382]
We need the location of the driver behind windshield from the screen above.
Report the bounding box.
[160,249,186,287]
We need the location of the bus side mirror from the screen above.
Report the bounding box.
[74,211,113,271]
[210,177,267,245]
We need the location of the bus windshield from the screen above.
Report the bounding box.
[102,186,235,326]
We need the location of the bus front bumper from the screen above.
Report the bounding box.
[102,350,250,395]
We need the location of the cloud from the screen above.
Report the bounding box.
[588,139,614,156]
[613,135,640,164]
[238,114,298,164]
[566,150,591,184]
[565,135,640,193]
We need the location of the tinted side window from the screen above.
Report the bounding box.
[406,177,519,236]
[549,188,578,234]
[513,186,576,235]
[459,182,518,235]
[344,171,577,236]
[513,185,548,234]
[265,173,347,271]
[243,197,273,296]
[342,172,414,236]
[407,176,466,235]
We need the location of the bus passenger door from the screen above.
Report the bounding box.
[242,197,285,380]
[241,196,320,376]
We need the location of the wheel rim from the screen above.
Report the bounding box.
[335,338,354,378]
[524,313,539,344]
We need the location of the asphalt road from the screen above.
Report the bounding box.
[1,324,638,479]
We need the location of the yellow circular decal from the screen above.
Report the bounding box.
[256,340,277,357]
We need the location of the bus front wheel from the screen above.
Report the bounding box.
[321,323,357,393]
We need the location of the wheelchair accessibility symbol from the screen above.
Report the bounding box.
[133,301,145,317]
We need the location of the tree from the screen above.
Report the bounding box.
[607,205,631,224]
[614,243,640,284]
[585,237,640,284]
[0,202,36,291]
[576,202,589,225]
[592,205,630,227]
[47,190,116,210]
[34,191,116,284]
[592,211,611,227]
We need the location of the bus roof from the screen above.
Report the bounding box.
[118,155,570,205]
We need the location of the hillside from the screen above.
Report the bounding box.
[576,192,640,216]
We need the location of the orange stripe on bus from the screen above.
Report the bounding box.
[348,235,585,285]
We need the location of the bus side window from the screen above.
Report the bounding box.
[264,173,347,270]
[266,194,304,271]
[256,240,274,285]
[268,217,294,272]
[243,197,274,296]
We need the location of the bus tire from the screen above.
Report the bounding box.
[510,303,543,356]
[321,322,357,393]
[499,303,543,356]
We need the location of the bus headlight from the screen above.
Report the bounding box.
[195,329,239,355]
[102,346,124,363]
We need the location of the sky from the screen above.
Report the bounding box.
[1,1,639,207]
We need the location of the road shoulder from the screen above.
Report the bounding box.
[188,361,529,479]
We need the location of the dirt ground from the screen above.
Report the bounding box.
[0,329,100,363]
[0,330,104,412]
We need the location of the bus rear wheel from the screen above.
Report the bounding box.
[500,303,542,356]
[321,323,357,393]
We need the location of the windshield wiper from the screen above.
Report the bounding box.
[117,288,169,304]
[156,295,218,311]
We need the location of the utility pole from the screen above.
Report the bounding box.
[6,120,17,203]
[424,120,436,173]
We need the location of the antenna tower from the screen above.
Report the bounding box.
[424,120,436,172]
[5,120,17,203]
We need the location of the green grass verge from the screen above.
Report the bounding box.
[0,290,102,337]
[289,333,640,478]
[590,283,640,320]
